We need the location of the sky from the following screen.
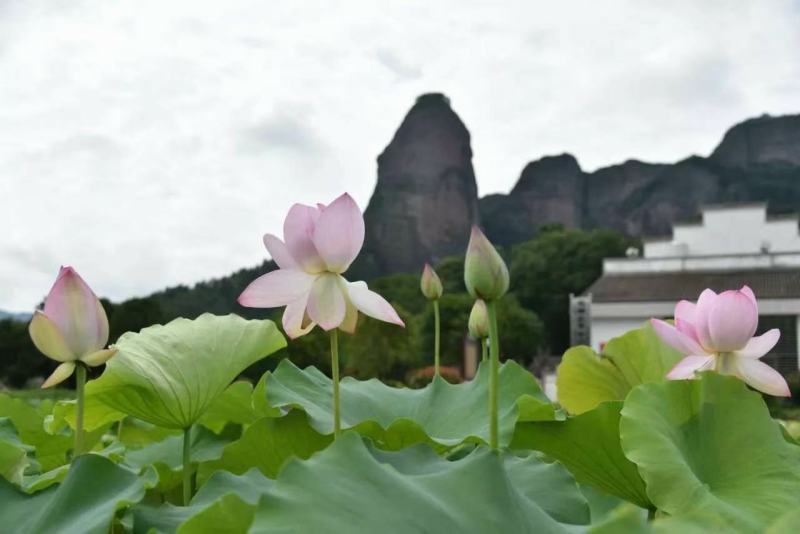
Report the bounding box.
[1,0,799,311]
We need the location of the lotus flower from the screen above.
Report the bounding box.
[420,263,443,301]
[468,299,490,339]
[464,226,509,301]
[650,286,790,397]
[238,193,404,338]
[29,267,117,388]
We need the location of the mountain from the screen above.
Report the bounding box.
[480,113,800,246]
[355,94,479,278]
[0,310,31,322]
[24,97,799,314]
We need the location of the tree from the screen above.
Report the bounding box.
[510,226,635,353]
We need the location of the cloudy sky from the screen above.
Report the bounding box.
[1,0,799,311]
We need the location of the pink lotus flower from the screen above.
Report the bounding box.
[29,267,117,388]
[238,193,404,338]
[651,286,790,397]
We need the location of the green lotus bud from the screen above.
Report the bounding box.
[468,299,489,339]
[420,263,443,300]
[464,226,509,300]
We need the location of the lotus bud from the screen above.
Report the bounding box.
[464,226,509,301]
[28,266,117,388]
[468,299,490,339]
[420,263,443,301]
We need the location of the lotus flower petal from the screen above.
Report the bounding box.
[283,203,326,273]
[734,329,780,359]
[650,319,705,355]
[740,285,757,309]
[674,300,702,343]
[707,290,758,352]
[43,267,109,356]
[81,348,118,367]
[282,295,315,339]
[307,273,347,330]
[238,269,316,308]
[346,280,404,327]
[312,193,364,273]
[339,297,359,334]
[693,289,718,350]
[263,234,298,270]
[29,311,74,362]
[666,355,715,379]
[42,362,76,388]
[733,357,791,397]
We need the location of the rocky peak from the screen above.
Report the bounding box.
[511,153,582,195]
[357,93,479,277]
[711,113,800,168]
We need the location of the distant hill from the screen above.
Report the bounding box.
[0,310,31,322]
[357,95,800,276]
[52,96,800,317]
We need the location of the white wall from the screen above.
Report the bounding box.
[644,205,800,258]
[590,317,648,352]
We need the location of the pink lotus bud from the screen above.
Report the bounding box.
[420,263,443,300]
[29,267,116,387]
[464,226,509,301]
[468,299,490,339]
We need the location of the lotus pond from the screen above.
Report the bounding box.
[1,194,798,533]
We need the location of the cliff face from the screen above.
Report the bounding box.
[480,113,800,245]
[711,114,800,168]
[358,94,800,276]
[357,94,479,277]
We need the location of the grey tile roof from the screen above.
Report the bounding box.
[587,269,800,302]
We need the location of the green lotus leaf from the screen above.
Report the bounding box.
[260,358,554,449]
[87,314,286,429]
[620,372,800,529]
[0,438,28,485]
[132,469,271,534]
[46,396,126,434]
[118,418,181,448]
[123,425,233,493]
[512,401,650,508]
[0,454,144,534]
[197,411,332,484]
[557,323,683,414]
[0,393,72,471]
[198,381,260,434]
[249,432,588,532]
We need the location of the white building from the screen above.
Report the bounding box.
[578,203,800,374]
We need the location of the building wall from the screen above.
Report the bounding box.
[591,317,649,351]
[644,205,800,258]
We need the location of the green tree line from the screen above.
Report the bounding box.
[0,226,633,388]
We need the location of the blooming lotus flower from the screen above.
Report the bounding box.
[650,286,790,397]
[420,263,443,301]
[29,267,117,388]
[238,193,404,338]
[464,226,509,301]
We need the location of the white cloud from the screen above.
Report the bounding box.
[1,0,799,310]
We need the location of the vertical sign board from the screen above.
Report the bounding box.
[569,294,592,347]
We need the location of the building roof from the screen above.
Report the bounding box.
[587,268,800,303]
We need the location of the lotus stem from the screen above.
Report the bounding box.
[330,328,341,438]
[433,299,441,376]
[486,300,500,450]
[182,426,193,505]
[481,338,488,362]
[74,362,86,456]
